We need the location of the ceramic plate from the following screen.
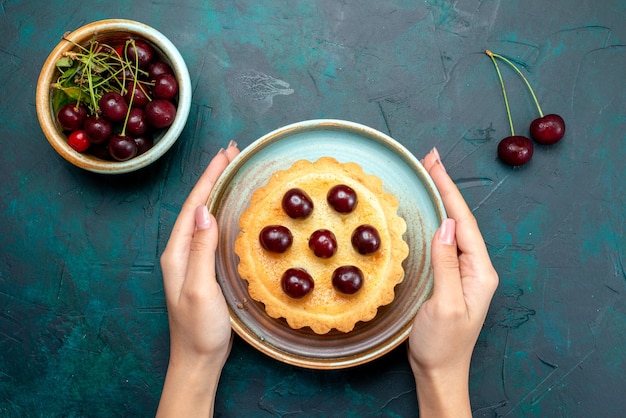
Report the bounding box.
[207,119,445,369]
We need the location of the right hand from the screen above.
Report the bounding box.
[408,148,498,417]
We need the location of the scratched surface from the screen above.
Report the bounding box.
[1,0,625,416]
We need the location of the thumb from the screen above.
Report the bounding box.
[184,206,219,290]
[430,218,463,301]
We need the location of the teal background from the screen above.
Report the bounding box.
[1,0,625,416]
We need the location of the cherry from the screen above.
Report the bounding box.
[57,104,87,131]
[259,225,293,253]
[90,143,112,160]
[281,268,314,299]
[530,114,565,145]
[126,108,148,137]
[112,45,124,58]
[148,61,173,80]
[99,92,128,122]
[497,136,534,167]
[327,184,357,213]
[145,99,176,129]
[108,134,138,161]
[486,50,534,166]
[84,116,112,144]
[133,133,154,155]
[67,130,90,152]
[351,225,381,254]
[308,229,337,258]
[282,188,314,219]
[153,74,178,100]
[332,266,364,294]
[124,82,149,108]
[125,39,155,69]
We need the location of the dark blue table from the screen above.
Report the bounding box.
[1,1,625,416]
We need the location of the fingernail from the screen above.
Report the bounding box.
[431,147,446,172]
[439,218,456,245]
[217,147,226,155]
[228,140,238,149]
[195,205,212,230]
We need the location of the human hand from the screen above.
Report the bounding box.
[157,142,240,417]
[408,148,498,417]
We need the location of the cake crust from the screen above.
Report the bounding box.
[234,157,409,334]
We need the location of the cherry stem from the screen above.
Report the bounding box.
[80,41,96,110]
[486,50,544,118]
[121,40,139,137]
[486,50,515,136]
[62,38,127,115]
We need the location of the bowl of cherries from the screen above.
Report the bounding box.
[36,19,191,174]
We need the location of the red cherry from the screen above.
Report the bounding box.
[327,184,357,213]
[530,114,565,145]
[145,99,176,129]
[351,224,381,254]
[108,134,138,161]
[67,130,90,152]
[332,266,364,294]
[308,229,337,258]
[153,73,178,100]
[259,225,293,253]
[281,268,314,299]
[114,45,125,57]
[282,188,314,219]
[99,91,128,122]
[84,116,112,144]
[57,104,87,131]
[134,133,154,155]
[497,136,534,167]
[124,82,150,108]
[148,61,173,80]
[126,108,148,137]
[125,39,155,69]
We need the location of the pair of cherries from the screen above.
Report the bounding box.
[486,50,566,167]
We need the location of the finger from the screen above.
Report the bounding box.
[179,142,239,231]
[166,149,233,253]
[423,151,490,260]
[161,146,237,299]
[423,151,472,223]
[423,149,498,304]
[430,218,465,305]
[179,141,238,248]
[223,141,240,162]
[185,150,232,211]
[176,143,239,300]
[181,206,220,300]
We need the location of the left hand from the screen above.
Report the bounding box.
[157,143,239,417]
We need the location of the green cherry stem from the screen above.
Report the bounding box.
[486,50,544,118]
[84,40,98,112]
[486,50,515,136]
[120,40,139,137]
